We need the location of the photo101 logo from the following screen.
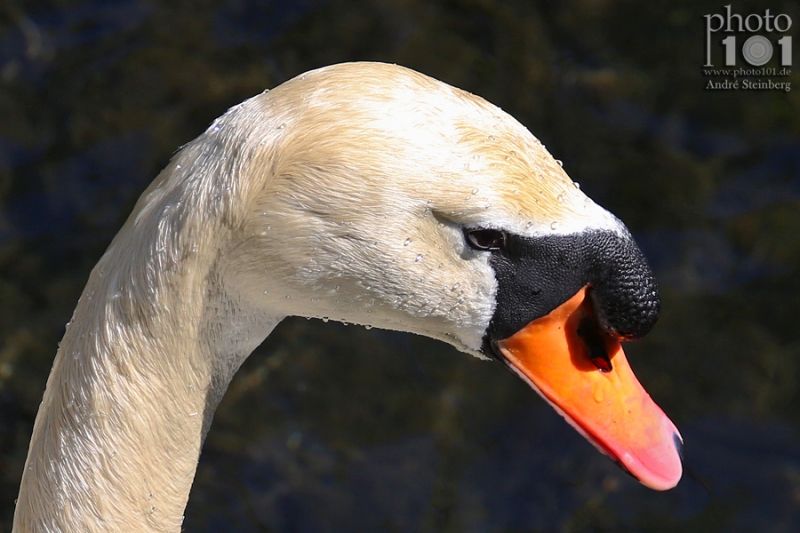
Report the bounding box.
[703,5,793,92]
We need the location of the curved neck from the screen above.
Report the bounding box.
[13,118,284,531]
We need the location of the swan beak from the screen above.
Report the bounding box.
[496,286,682,491]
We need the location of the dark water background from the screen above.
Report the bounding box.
[1,1,799,531]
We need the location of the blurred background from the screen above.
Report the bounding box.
[1,0,799,531]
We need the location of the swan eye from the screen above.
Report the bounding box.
[465,228,506,251]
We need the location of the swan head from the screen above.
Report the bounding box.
[168,63,680,490]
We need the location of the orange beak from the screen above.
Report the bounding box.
[496,286,682,490]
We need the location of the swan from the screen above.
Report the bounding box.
[13,62,682,532]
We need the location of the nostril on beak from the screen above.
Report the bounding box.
[577,315,614,373]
